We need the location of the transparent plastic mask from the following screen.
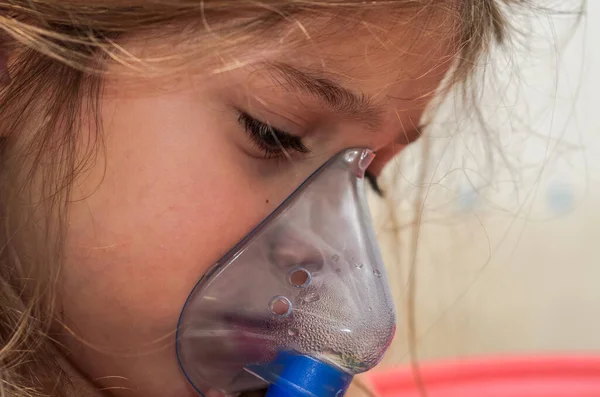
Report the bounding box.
[176,148,396,396]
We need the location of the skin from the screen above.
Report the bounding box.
[58,9,457,397]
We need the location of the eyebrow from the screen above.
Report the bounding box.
[262,62,385,130]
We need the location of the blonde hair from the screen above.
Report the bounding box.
[0,1,520,396]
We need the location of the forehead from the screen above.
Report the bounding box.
[270,7,458,78]
[109,5,458,105]
[200,6,459,115]
[221,7,458,122]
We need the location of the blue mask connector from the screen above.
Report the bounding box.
[247,351,353,397]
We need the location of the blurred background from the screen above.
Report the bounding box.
[371,0,599,366]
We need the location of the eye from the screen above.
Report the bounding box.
[237,111,309,159]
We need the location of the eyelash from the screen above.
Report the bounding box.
[237,112,310,159]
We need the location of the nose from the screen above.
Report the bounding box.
[268,226,325,272]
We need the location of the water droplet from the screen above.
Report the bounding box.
[331,254,340,263]
[288,328,299,337]
[301,292,320,304]
[355,263,364,269]
[373,270,381,277]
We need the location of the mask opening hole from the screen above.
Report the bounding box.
[269,296,292,317]
[289,268,311,288]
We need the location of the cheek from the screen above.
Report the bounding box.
[60,92,285,347]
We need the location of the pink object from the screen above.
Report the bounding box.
[367,355,600,397]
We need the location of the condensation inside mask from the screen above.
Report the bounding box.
[176,148,396,395]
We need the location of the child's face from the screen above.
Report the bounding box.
[58,11,455,397]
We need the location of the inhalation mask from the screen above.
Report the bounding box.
[176,148,396,397]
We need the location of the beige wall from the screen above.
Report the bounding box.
[371,1,600,367]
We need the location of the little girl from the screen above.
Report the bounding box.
[0,1,519,397]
